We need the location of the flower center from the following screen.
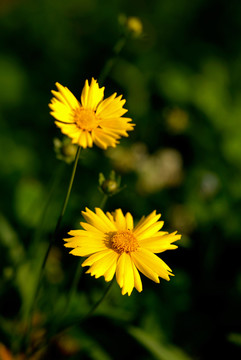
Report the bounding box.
[110,230,139,254]
[74,108,98,131]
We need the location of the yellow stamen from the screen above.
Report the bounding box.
[110,230,139,254]
[74,108,98,131]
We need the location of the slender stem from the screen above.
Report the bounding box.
[64,258,83,310]
[98,36,127,85]
[35,146,81,278]
[23,145,81,351]
[54,146,82,238]
[99,194,108,211]
[84,279,114,320]
[60,279,114,333]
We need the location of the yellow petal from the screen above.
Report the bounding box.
[65,230,106,253]
[139,232,181,253]
[106,212,114,223]
[135,221,164,241]
[116,253,135,295]
[96,93,128,119]
[69,244,106,257]
[81,78,104,111]
[94,208,117,231]
[54,122,80,140]
[81,208,113,233]
[64,238,84,248]
[83,249,118,282]
[86,131,93,147]
[85,250,118,279]
[103,256,118,282]
[77,131,88,148]
[92,129,119,149]
[67,230,88,237]
[55,82,80,109]
[125,212,134,230]
[115,253,125,288]
[133,248,172,281]
[49,100,74,122]
[80,222,103,234]
[82,249,113,266]
[131,251,160,283]
[134,211,161,236]
[130,257,143,293]
[64,232,104,248]
[113,209,127,230]
[122,254,135,296]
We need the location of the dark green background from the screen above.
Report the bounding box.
[0,0,241,359]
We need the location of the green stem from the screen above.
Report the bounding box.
[59,278,114,333]
[83,279,114,320]
[99,194,108,211]
[64,258,83,311]
[23,145,81,351]
[35,146,81,277]
[98,36,127,85]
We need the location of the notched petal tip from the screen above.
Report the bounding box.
[82,207,90,215]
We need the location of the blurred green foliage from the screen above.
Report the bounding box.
[0,0,241,359]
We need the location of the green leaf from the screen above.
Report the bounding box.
[128,326,192,360]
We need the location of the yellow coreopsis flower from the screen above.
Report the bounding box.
[49,78,134,149]
[64,208,181,295]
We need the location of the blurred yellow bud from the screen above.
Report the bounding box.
[118,14,143,38]
[126,16,143,37]
[101,179,118,195]
[165,108,189,133]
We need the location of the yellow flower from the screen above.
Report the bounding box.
[64,208,181,296]
[49,78,134,149]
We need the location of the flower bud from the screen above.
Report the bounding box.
[126,16,143,37]
[99,171,122,196]
[101,179,118,195]
[54,137,77,164]
[118,14,143,38]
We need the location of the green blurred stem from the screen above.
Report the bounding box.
[59,278,114,333]
[37,145,81,274]
[98,36,126,85]
[24,145,81,351]
[64,258,83,311]
[99,193,108,210]
[84,278,114,320]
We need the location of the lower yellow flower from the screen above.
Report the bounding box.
[49,78,134,149]
[65,208,181,296]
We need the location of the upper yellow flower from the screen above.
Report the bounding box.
[49,78,135,149]
[64,208,181,296]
